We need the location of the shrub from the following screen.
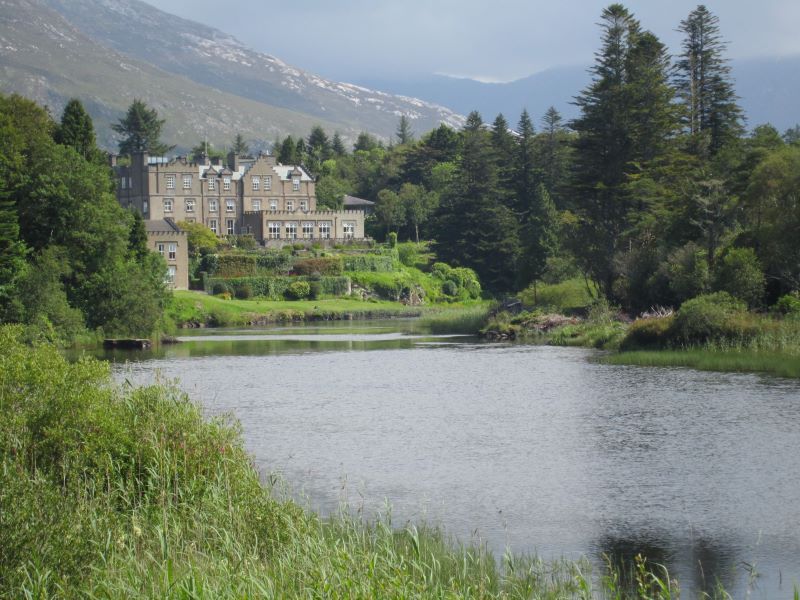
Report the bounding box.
[256,251,293,274]
[233,282,253,300]
[309,280,322,300]
[342,254,395,272]
[442,280,458,297]
[387,232,397,248]
[774,292,800,316]
[665,242,709,304]
[293,256,344,276]
[285,281,311,300]
[200,253,219,275]
[211,281,229,295]
[712,247,765,308]
[620,316,673,350]
[216,254,257,278]
[668,292,748,346]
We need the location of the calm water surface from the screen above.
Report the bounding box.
[101,321,800,598]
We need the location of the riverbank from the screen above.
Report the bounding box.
[166,290,488,329]
[1,325,685,598]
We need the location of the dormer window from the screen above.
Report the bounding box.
[292,177,300,191]
[252,176,260,191]
[208,177,215,191]
[223,177,231,191]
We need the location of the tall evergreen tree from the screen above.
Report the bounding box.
[277,136,297,164]
[514,110,538,216]
[675,5,743,156]
[354,132,379,152]
[55,99,96,161]
[396,115,414,145]
[537,107,571,208]
[112,99,172,156]
[331,132,347,156]
[231,132,250,155]
[490,114,516,204]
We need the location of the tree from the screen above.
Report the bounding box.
[490,114,516,204]
[55,99,97,161]
[675,5,743,156]
[514,110,538,216]
[189,140,223,162]
[331,132,346,156]
[177,221,220,256]
[375,189,405,236]
[354,132,379,152]
[570,5,678,298]
[396,115,414,145]
[307,126,331,172]
[537,107,571,208]
[278,136,297,164]
[231,132,250,155]
[399,183,438,243]
[517,184,559,295]
[112,99,172,156]
[128,210,149,261]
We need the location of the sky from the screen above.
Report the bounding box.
[143,0,800,83]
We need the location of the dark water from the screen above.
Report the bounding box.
[100,321,800,598]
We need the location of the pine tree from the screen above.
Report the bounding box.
[514,110,538,216]
[354,132,379,152]
[675,5,743,156]
[55,99,96,161]
[538,107,571,208]
[331,132,346,156]
[396,115,414,145]
[112,99,172,156]
[517,184,559,295]
[231,132,250,155]
[277,136,297,164]
[490,114,516,205]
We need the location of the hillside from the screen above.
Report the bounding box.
[0,0,464,151]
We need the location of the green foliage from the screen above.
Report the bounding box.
[620,316,674,350]
[712,247,765,308]
[54,98,97,161]
[177,221,220,256]
[669,292,748,346]
[206,276,350,300]
[214,254,257,278]
[519,278,596,314]
[285,280,311,300]
[665,242,710,305]
[255,251,293,274]
[293,256,343,276]
[774,292,800,316]
[341,254,395,272]
[111,98,172,156]
[233,281,253,300]
[430,262,482,300]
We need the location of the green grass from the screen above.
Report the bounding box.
[519,278,598,314]
[607,349,800,378]
[418,304,491,334]
[1,325,699,598]
[549,321,628,350]
[167,290,428,328]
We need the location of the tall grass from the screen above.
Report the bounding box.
[419,304,490,334]
[608,349,800,378]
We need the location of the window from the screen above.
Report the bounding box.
[343,221,355,239]
[164,198,173,213]
[302,222,314,239]
[223,177,231,191]
[269,199,278,211]
[226,219,235,235]
[185,198,195,212]
[166,266,176,285]
[208,177,215,191]
[264,176,272,190]
[166,175,176,189]
[285,222,297,239]
[226,198,235,213]
[183,175,192,189]
[268,222,281,239]
[300,199,308,212]
[286,200,294,212]
[292,177,300,191]
[318,221,331,239]
[252,176,260,191]
[209,199,218,212]
[157,243,165,256]
[168,243,177,260]
[209,219,218,234]
[143,200,149,214]
[252,199,261,211]
[120,177,126,190]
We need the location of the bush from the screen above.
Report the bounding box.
[216,254,257,278]
[441,280,458,297]
[293,256,344,276]
[285,281,311,300]
[309,280,322,300]
[620,316,674,350]
[233,282,253,300]
[712,247,765,308]
[256,251,293,274]
[665,242,709,305]
[387,232,397,248]
[774,292,800,316]
[211,281,229,295]
[668,292,748,346]
[342,254,395,272]
[200,253,219,275]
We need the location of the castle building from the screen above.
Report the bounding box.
[114,151,366,246]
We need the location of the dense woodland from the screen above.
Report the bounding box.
[1,3,799,343]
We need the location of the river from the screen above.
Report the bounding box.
[99,320,800,598]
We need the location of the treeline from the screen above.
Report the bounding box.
[0,95,168,341]
[279,4,799,312]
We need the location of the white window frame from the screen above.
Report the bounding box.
[208,177,215,191]
[223,176,231,191]
[166,266,176,284]
[302,222,314,239]
[252,199,261,211]
[226,198,235,213]
[268,221,281,239]
[318,221,331,239]
[264,175,272,190]
[209,219,218,234]
[252,176,260,191]
[292,177,300,191]
[300,199,308,212]
[285,222,297,240]
[157,242,165,256]
[286,200,294,212]
[166,174,176,189]
[269,199,278,211]
[183,175,192,189]
[209,199,218,212]
[120,177,126,190]
[143,200,149,214]
[185,198,195,212]
[226,219,235,236]
[163,198,173,213]
[343,221,355,239]
[168,243,177,260]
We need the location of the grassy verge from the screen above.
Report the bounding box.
[1,325,692,598]
[608,349,800,378]
[167,290,433,328]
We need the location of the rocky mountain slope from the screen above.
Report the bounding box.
[0,0,464,151]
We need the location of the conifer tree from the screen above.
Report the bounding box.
[277,136,297,164]
[231,132,250,155]
[112,99,172,156]
[331,132,346,156]
[675,5,743,156]
[396,115,414,145]
[55,99,97,161]
[490,114,516,204]
[538,107,570,208]
[514,110,538,216]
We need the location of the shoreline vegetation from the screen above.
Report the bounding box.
[2,325,696,599]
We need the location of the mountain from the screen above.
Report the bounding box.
[0,0,464,152]
[356,56,800,132]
